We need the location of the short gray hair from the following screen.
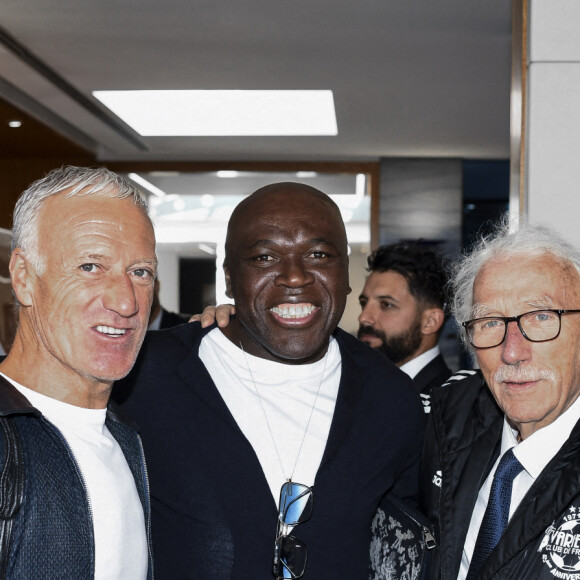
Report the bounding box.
[451,216,580,350]
[12,165,149,273]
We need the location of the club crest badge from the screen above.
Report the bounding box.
[538,507,580,578]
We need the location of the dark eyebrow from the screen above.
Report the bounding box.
[375,294,400,304]
[249,238,338,249]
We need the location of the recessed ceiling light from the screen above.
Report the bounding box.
[216,170,239,179]
[92,90,338,136]
[198,243,216,255]
[8,120,21,128]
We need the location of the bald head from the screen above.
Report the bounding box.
[221,181,351,363]
[225,182,347,265]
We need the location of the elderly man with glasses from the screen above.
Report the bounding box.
[421,221,580,579]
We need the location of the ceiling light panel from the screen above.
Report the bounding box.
[93,90,338,136]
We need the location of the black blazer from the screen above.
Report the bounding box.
[159,307,190,329]
[413,353,452,395]
[114,322,425,580]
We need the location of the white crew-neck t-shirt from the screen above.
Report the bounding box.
[199,329,342,504]
[1,374,148,580]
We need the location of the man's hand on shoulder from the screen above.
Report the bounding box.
[188,304,236,328]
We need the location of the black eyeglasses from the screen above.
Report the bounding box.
[272,481,313,579]
[462,309,580,349]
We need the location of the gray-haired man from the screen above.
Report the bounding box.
[0,166,156,578]
[422,221,580,579]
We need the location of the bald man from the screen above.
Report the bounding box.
[115,182,424,580]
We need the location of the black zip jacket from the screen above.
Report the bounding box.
[420,370,580,580]
[0,376,153,579]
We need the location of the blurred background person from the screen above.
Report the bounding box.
[148,279,189,330]
[358,241,452,395]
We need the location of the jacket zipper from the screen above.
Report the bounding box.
[137,434,154,580]
[423,526,437,550]
[39,415,152,579]
[43,419,96,578]
[399,505,437,574]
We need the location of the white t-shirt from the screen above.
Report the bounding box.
[459,392,580,579]
[199,329,342,504]
[1,374,148,580]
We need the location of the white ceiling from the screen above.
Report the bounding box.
[0,0,513,162]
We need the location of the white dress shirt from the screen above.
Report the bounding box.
[458,392,580,579]
[400,345,440,379]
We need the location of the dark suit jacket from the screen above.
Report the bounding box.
[159,307,189,329]
[114,323,425,580]
[413,353,452,395]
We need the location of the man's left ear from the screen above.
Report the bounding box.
[421,307,445,336]
[223,265,234,300]
[9,249,35,307]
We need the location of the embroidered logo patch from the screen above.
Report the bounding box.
[538,507,580,577]
[432,470,442,488]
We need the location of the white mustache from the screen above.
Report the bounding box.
[494,366,555,383]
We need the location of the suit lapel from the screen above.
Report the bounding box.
[172,329,278,519]
[413,354,451,394]
[482,418,580,577]
[317,333,366,471]
[174,329,246,434]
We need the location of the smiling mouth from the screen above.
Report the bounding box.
[270,303,317,319]
[95,325,128,337]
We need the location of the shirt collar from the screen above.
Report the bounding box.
[400,345,440,379]
[504,391,580,479]
[148,309,162,331]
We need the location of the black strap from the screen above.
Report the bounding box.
[0,417,25,578]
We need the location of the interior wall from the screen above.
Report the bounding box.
[526,0,580,243]
[156,248,180,314]
[378,158,462,258]
[0,158,96,230]
[0,229,14,353]
[340,248,368,336]
[377,157,464,370]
